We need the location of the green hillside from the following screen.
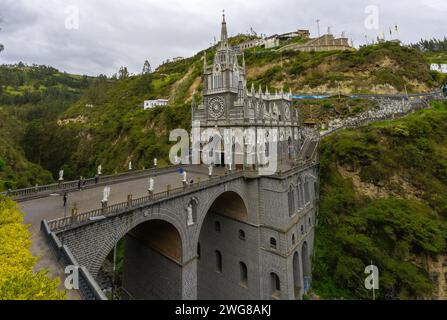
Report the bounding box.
[313,100,447,299]
[0,64,92,190]
[49,42,444,180]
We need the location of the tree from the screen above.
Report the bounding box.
[0,196,65,299]
[118,66,129,79]
[142,60,152,74]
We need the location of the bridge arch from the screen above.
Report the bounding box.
[195,189,251,299]
[193,188,249,248]
[91,209,189,278]
[87,208,192,300]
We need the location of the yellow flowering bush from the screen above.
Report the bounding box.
[0,196,65,300]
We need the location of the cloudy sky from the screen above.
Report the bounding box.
[0,0,446,76]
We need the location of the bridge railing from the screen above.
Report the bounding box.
[0,165,182,200]
[48,170,245,233]
[41,220,107,300]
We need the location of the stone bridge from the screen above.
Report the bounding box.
[32,136,319,301]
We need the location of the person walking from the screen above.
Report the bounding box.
[78,177,82,190]
[63,193,68,207]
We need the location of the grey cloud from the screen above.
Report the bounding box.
[0,0,446,76]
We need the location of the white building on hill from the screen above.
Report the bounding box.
[431,64,447,74]
[144,99,169,110]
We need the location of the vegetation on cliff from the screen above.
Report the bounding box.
[313,101,447,299]
[0,64,92,190]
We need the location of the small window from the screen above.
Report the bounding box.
[215,250,222,272]
[270,237,277,250]
[301,225,304,235]
[215,221,221,232]
[292,234,296,245]
[309,217,311,226]
[240,262,248,287]
[197,243,201,260]
[270,272,281,298]
[239,229,246,241]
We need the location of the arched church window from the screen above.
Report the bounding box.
[270,237,277,250]
[216,250,223,272]
[288,185,295,217]
[215,221,221,232]
[240,262,248,287]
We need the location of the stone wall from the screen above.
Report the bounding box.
[122,235,182,300]
[320,97,434,137]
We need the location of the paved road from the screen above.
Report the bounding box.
[21,169,210,226]
[20,168,211,299]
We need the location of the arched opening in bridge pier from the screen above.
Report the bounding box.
[302,241,311,295]
[293,252,302,300]
[98,219,183,300]
[197,191,252,300]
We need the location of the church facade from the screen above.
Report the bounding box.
[192,14,303,170]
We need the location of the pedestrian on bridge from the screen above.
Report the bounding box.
[78,177,82,190]
[63,192,67,208]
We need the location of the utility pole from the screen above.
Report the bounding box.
[316,19,321,37]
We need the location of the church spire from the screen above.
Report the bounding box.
[220,10,228,48]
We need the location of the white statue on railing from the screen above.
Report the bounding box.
[128,161,132,171]
[154,158,158,168]
[182,170,187,183]
[148,177,155,194]
[208,164,213,178]
[97,165,102,175]
[102,186,111,204]
[59,170,64,182]
[186,203,194,226]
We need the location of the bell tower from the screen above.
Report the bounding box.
[201,12,247,122]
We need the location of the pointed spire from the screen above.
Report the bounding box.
[220,10,228,48]
[251,82,255,94]
[265,86,269,96]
